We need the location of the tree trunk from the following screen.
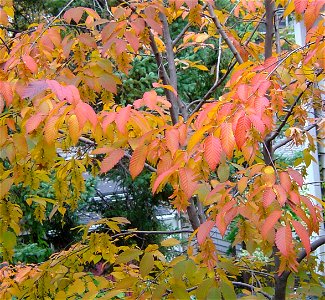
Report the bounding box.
[274,274,288,300]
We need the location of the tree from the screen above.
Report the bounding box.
[0,0,324,299]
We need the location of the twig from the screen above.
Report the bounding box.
[31,0,76,48]
[231,282,272,299]
[267,81,314,143]
[172,22,190,47]
[207,3,243,65]
[273,123,318,151]
[112,229,193,238]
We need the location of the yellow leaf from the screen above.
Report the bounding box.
[140,252,154,277]
[192,64,208,71]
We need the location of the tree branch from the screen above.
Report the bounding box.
[267,82,314,143]
[112,229,193,238]
[172,22,190,47]
[231,282,272,299]
[273,123,318,151]
[207,3,243,65]
[160,12,188,121]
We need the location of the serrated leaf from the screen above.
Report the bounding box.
[75,102,98,128]
[220,122,235,158]
[100,149,124,173]
[197,220,214,245]
[279,171,291,192]
[261,210,282,239]
[116,105,131,134]
[294,0,308,14]
[68,115,80,144]
[287,168,303,187]
[235,115,251,149]
[291,220,311,256]
[161,237,180,247]
[275,224,293,257]
[165,128,179,157]
[274,184,287,206]
[179,167,198,200]
[44,116,59,144]
[22,55,38,73]
[263,187,276,207]
[152,164,178,194]
[25,113,45,133]
[204,135,222,170]
[115,249,142,264]
[140,252,154,277]
[129,144,148,179]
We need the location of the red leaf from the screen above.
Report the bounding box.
[100,149,124,173]
[165,128,179,157]
[287,168,303,187]
[197,220,214,245]
[235,115,251,149]
[25,113,45,133]
[179,167,198,200]
[275,224,293,257]
[288,190,300,205]
[22,55,38,73]
[261,210,282,239]
[294,0,308,14]
[215,199,236,237]
[220,122,235,158]
[204,135,222,170]
[263,187,276,207]
[279,172,292,192]
[116,105,131,134]
[129,144,148,179]
[292,220,311,256]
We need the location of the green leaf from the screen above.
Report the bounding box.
[220,281,236,299]
[217,163,230,182]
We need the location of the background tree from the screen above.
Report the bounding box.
[0,0,324,299]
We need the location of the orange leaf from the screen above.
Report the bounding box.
[44,116,59,144]
[235,115,251,149]
[294,0,308,14]
[101,149,125,173]
[152,164,179,194]
[0,81,13,106]
[116,105,131,134]
[274,184,287,206]
[220,122,235,158]
[125,30,140,52]
[25,113,45,133]
[263,187,276,207]
[179,167,198,200]
[22,55,38,74]
[129,144,148,179]
[78,33,97,48]
[63,7,84,24]
[204,135,222,170]
[291,220,311,256]
[288,168,303,187]
[197,220,214,245]
[261,210,282,239]
[75,102,98,128]
[68,115,80,145]
[165,128,179,157]
[279,172,291,192]
[275,224,293,257]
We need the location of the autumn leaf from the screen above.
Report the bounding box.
[220,122,235,158]
[197,220,214,245]
[100,149,125,173]
[261,210,282,239]
[204,135,222,170]
[275,224,294,257]
[129,144,148,179]
[291,220,311,256]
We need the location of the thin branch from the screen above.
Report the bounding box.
[231,282,272,299]
[172,22,190,47]
[273,123,317,151]
[31,0,76,48]
[189,60,236,114]
[267,83,314,143]
[207,3,243,64]
[112,229,193,238]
